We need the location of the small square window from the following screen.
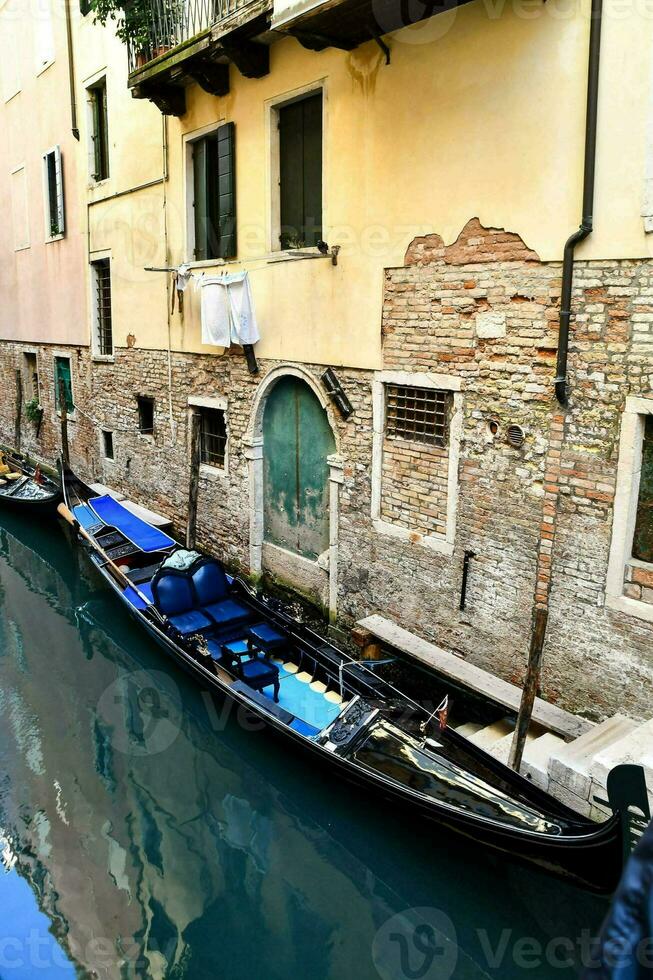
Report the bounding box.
[385,385,450,447]
[102,430,114,460]
[200,407,227,468]
[137,396,154,435]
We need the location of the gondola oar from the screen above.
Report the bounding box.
[57,503,168,628]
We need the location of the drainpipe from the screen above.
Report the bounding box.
[65,0,80,140]
[555,0,603,405]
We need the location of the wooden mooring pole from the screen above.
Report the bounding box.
[58,377,70,469]
[186,411,201,549]
[14,369,22,452]
[508,606,549,772]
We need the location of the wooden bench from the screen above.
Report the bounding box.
[357,614,592,741]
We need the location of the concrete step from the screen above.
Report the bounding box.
[548,714,638,802]
[455,722,483,739]
[521,732,569,791]
[590,718,653,790]
[488,728,538,765]
[468,718,513,751]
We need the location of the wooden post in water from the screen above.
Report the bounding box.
[14,369,22,452]
[508,606,549,772]
[58,377,70,469]
[186,411,202,550]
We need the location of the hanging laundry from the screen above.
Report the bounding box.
[172,263,193,316]
[198,271,260,348]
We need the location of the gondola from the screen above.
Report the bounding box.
[0,448,62,512]
[59,463,648,893]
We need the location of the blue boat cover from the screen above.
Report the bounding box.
[89,495,175,553]
[73,504,102,531]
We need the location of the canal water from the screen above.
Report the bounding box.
[0,512,609,980]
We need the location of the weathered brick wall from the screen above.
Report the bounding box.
[1,220,652,721]
[380,438,449,535]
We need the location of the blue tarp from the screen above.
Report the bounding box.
[89,495,175,553]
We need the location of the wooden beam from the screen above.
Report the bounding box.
[357,614,592,740]
[132,83,186,117]
[58,377,70,469]
[187,56,230,96]
[14,369,22,453]
[220,39,269,78]
[509,607,548,771]
[187,411,202,550]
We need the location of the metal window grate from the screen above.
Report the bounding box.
[94,259,113,356]
[200,408,227,468]
[385,385,450,447]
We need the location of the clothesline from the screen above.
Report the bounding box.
[143,245,339,276]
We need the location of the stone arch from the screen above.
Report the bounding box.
[244,364,343,620]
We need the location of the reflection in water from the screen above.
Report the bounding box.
[0,515,608,979]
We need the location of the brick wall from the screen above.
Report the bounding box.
[2,219,653,721]
[380,437,449,536]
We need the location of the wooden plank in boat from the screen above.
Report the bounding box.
[357,614,593,741]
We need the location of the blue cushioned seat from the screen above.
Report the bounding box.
[239,658,280,702]
[151,572,212,636]
[247,622,287,653]
[190,560,250,629]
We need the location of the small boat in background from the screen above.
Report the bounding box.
[0,448,62,512]
[59,462,649,893]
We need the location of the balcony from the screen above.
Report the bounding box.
[128,0,272,115]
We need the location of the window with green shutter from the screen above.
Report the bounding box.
[54,357,74,413]
[279,92,322,249]
[89,79,109,182]
[192,122,236,261]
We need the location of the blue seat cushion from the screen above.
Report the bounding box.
[248,623,286,648]
[153,574,195,617]
[222,639,250,658]
[191,561,229,607]
[240,659,279,684]
[168,609,212,636]
[203,598,251,627]
[205,639,225,662]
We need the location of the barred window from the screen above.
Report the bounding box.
[92,258,113,356]
[200,408,227,468]
[385,385,450,447]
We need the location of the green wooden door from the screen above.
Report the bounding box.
[263,377,335,560]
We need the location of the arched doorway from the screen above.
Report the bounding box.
[262,376,336,560]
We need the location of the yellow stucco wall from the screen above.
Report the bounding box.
[2,0,653,368]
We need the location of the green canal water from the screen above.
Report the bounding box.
[0,512,609,980]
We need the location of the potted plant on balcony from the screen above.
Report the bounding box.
[89,0,155,68]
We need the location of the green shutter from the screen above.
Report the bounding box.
[55,358,74,413]
[193,137,209,261]
[279,94,322,249]
[91,89,102,180]
[216,122,236,260]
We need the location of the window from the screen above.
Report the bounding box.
[137,396,154,435]
[386,385,451,447]
[1,10,21,101]
[43,146,64,239]
[278,92,322,249]
[10,166,29,250]
[88,79,109,181]
[33,0,55,72]
[633,415,653,564]
[191,123,236,261]
[23,353,39,401]
[102,430,114,460]
[91,258,113,355]
[54,356,74,413]
[200,408,227,468]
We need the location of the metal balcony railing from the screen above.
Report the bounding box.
[127,0,255,73]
